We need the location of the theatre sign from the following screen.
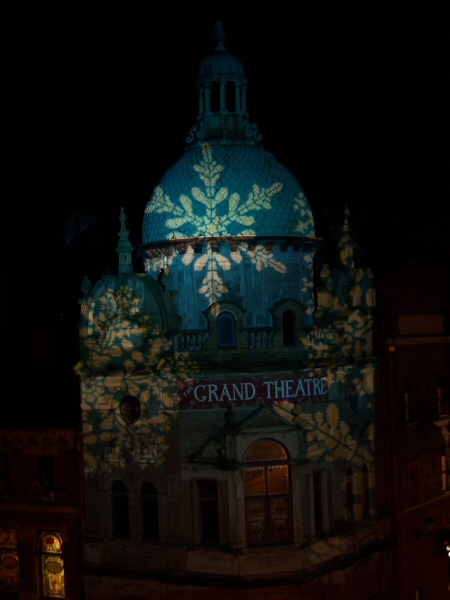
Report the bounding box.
[179,375,329,409]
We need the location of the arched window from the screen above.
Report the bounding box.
[361,464,369,519]
[282,310,297,346]
[345,467,354,523]
[0,528,19,593]
[141,482,159,541]
[40,532,65,598]
[112,480,130,537]
[217,312,236,349]
[244,439,292,546]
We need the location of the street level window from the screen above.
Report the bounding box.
[217,312,236,348]
[244,439,292,546]
[0,528,19,593]
[141,482,159,540]
[112,480,130,537]
[40,532,65,598]
[198,480,220,543]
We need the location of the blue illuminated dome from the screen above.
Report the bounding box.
[142,22,315,246]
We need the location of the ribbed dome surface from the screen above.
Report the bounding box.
[142,142,315,244]
[198,51,245,81]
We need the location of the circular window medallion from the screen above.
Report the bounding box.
[120,395,141,424]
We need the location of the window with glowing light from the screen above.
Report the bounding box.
[244,439,292,546]
[0,528,19,593]
[40,532,65,598]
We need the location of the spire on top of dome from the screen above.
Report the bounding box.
[214,20,226,51]
[186,21,262,146]
[116,207,134,273]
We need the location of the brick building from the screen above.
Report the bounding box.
[0,429,83,599]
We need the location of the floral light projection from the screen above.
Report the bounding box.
[144,143,315,303]
[149,143,284,239]
[40,532,65,598]
[0,529,19,592]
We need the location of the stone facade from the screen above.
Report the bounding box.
[76,23,393,600]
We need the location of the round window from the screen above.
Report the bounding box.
[120,395,141,424]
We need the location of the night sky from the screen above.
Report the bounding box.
[3,3,449,422]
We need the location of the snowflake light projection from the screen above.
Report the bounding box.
[146,143,315,302]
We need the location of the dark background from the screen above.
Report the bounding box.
[3,3,449,424]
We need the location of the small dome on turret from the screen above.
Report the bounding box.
[198,50,245,82]
[198,21,246,82]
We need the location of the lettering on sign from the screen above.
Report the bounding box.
[179,375,328,408]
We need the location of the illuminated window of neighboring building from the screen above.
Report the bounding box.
[0,528,19,592]
[312,471,324,535]
[141,482,159,541]
[345,467,354,523]
[198,480,220,544]
[282,310,296,346]
[244,439,292,546]
[35,457,55,504]
[0,455,10,503]
[442,456,449,492]
[361,463,370,518]
[112,480,129,537]
[40,532,65,598]
[217,312,236,349]
[120,395,141,424]
[408,462,421,506]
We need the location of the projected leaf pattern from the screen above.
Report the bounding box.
[147,143,315,302]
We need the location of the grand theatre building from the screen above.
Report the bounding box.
[77,23,389,600]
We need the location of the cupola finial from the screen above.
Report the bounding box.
[214,21,226,51]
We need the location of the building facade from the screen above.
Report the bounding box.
[77,23,393,600]
[377,259,450,600]
[0,428,83,600]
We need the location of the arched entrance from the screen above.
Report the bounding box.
[244,439,292,545]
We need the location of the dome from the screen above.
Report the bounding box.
[198,51,246,82]
[142,142,315,244]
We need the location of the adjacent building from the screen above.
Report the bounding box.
[0,429,83,599]
[377,259,450,600]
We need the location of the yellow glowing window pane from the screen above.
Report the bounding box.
[244,440,287,462]
[267,465,290,495]
[245,467,266,496]
[42,555,65,597]
[41,533,62,554]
